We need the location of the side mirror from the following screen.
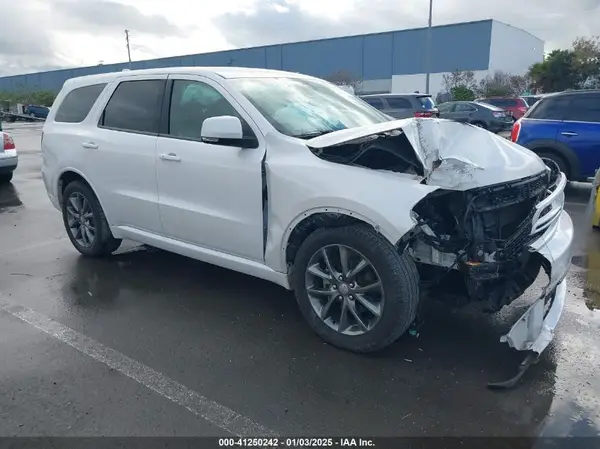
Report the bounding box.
[201,115,243,143]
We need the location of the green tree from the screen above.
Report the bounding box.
[0,90,57,107]
[450,86,475,101]
[477,71,529,97]
[572,36,600,88]
[442,69,477,98]
[528,49,577,93]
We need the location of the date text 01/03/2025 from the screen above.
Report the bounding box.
[218,438,375,447]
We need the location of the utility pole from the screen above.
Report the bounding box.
[425,0,433,94]
[125,29,132,69]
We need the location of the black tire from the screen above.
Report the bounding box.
[61,180,121,257]
[0,172,13,183]
[536,151,570,179]
[472,121,487,129]
[292,225,420,353]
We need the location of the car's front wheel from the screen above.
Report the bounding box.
[293,225,420,353]
[61,181,121,257]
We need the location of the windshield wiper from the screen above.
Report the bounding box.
[292,130,336,139]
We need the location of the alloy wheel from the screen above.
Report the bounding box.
[304,244,385,336]
[66,192,96,248]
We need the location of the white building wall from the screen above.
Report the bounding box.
[488,21,544,74]
[391,70,490,97]
[388,21,544,97]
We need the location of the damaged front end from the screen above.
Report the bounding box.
[306,119,574,381]
[410,167,556,312]
[409,158,573,360]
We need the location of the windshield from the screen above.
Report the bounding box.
[229,77,391,138]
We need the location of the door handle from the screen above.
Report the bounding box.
[561,132,578,137]
[81,142,98,149]
[159,153,182,162]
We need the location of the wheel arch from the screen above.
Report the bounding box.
[280,207,412,283]
[524,139,580,180]
[57,169,114,227]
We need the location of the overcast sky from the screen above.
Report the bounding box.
[1,0,599,76]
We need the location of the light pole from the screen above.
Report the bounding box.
[125,29,132,69]
[425,0,433,94]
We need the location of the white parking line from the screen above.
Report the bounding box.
[0,301,278,438]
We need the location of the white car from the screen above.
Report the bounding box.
[41,67,573,363]
[0,131,18,183]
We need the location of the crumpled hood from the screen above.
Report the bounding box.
[306,118,547,190]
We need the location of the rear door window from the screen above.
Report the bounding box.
[438,103,455,113]
[564,95,600,123]
[527,97,571,120]
[54,83,107,123]
[362,97,385,110]
[385,97,412,109]
[455,103,477,112]
[99,79,165,134]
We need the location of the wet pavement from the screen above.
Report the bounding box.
[0,122,599,438]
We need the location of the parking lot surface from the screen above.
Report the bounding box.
[1,122,599,438]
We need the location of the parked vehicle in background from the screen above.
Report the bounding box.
[437,101,513,133]
[41,67,572,367]
[512,89,600,181]
[360,93,439,119]
[521,96,542,107]
[479,97,528,121]
[0,131,18,183]
[23,104,50,119]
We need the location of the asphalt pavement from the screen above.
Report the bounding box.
[1,122,599,439]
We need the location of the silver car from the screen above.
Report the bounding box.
[0,131,18,183]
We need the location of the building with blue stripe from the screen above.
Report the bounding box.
[0,19,543,96]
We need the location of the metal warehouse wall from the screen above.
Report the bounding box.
[0,20,493,93]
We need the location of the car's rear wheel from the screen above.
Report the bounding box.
[62,181,121,257]
[0,172,13,183]
[293,225,419,353]
[536,151,570,180]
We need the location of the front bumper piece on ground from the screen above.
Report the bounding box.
[487,170,576,390]
[500,210,573,354]
[487,210,573,390]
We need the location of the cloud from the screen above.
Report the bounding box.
[215,0,600,52]
[0,0,187,76]
[0,0,63,75]
[51,0,187,37]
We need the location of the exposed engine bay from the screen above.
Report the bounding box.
[310,131,424,177]
[310,128,562,313]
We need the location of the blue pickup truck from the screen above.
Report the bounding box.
[511,90,600,181]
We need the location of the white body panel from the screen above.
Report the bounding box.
[155,74,266,262]
[41,66,574,356]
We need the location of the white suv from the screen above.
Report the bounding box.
[42,67,573,361]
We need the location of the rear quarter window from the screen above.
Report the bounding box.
[54,83,107,123]
[417,96,436,109]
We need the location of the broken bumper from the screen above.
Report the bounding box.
[500,209,574,354]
